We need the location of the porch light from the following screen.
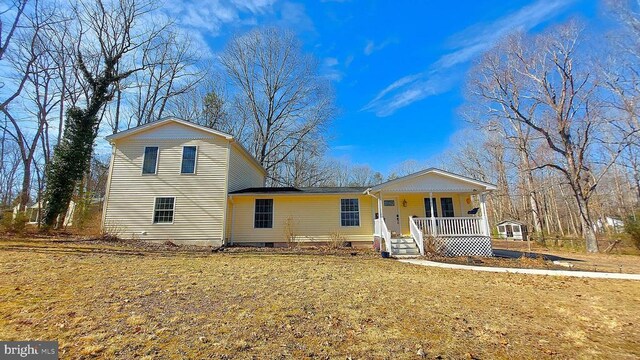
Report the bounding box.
[402,199,407,207]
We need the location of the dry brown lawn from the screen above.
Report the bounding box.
[1,239,639,359]
[492,239,640,274]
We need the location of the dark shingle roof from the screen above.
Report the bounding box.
[229,186,368,195]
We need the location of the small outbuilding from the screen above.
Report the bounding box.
[496,220,528,241]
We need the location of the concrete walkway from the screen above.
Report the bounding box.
[398,259,640,280]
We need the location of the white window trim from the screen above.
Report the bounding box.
[340,198,361,227]
[152,196,176,225]
[180,145,198,175]
[141,146,159,175]
[253,198,274,229]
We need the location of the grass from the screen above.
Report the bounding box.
[1,238,639,359]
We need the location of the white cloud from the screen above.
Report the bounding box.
[279,2,314,32]
[162,0,276,37]
[324,57,339,66]
[363,38,394,56]
[363,0,576,117]
[322,57,343,82]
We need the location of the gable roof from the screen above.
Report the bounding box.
[369,167,497,192]
[105,117,233,142]
[105,117,266,176]
[496,219,526,226]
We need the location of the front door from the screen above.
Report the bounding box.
[382,197,400,235]
[506,225,513,238]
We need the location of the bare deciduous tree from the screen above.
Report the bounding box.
[220,27,335,185]
[468,23,636,252]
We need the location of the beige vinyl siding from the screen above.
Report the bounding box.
[227,145,265,192]
[230,194,375,244]
[103,136,228,244]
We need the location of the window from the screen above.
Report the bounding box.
[153,197,175,223]
[424,198,438,217]
[341,198,360,226]
[181,146,197,174]
[254,199,273,228]
[142,146,159,174]
[513,225,521,233]
[383,199,395,206]
[440,198,454,217]
[498,225,505,232]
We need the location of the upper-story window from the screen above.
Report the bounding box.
[181,146,197,174]
[142,146,159,174]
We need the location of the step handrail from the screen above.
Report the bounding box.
[375,218,392,254]
[409,217,425,255]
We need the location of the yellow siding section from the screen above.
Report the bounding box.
[230,194,375,244]
[383,193,474,235]
[103,136,229,244]
[227,145,265,192]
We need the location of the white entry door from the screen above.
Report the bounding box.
[382,197,400,235]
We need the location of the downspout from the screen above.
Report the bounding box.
[228,194,235,246]
[365,188,382,246]
[101,143,117,234]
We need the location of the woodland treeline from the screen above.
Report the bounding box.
[0,0,638,252]
[442,3,640,251]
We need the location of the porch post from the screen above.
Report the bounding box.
[479,192,490,236]
[429,191,436,237]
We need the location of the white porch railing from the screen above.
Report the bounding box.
[374,218,392,253]
[412,217,485,237]
[409,216,425,255]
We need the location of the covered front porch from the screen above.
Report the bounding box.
[368,168,496,257]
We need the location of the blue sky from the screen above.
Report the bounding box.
[163,0,601,173]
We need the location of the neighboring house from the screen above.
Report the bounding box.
[496,220,528,241]
[13,201,76,227]
[595,216,625,233]
[102,117,497,256]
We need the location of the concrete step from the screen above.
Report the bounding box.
[391,238,415,244]
[392,248,420,255]
[391,243,418,250]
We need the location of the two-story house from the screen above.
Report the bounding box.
[102,117,497,256]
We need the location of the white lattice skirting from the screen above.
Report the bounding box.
[432,236,493,257]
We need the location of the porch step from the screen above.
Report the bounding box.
[390,238,415,245]
[392,248,420,255]
[390,238,420,255]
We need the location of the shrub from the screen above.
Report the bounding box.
[328,231,347,249]
[0,210,28,235]
[283,216,297,247]
[624,212,640,250]
[0,210,13,232]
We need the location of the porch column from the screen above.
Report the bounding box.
[479,192,490,236]
[429,191,436,237]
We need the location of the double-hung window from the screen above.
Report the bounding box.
[440,197,454,217]
[254,199,273,228]
[340,199,360,227]
[181,146,197,174]
[424,198,438,217]
[142,146,159,174]
[153,197,175,224]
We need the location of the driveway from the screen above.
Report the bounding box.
[492,249,581,262]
